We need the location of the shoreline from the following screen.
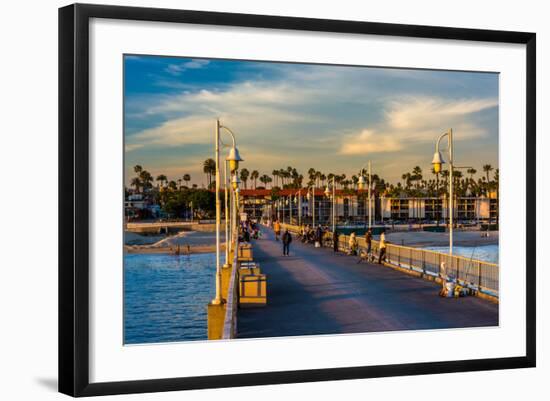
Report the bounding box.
[125,244,223,255]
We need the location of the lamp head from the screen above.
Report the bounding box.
[227,146,243,172]
[432,151,445,174]
[358,175,365,190]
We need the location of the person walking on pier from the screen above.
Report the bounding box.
[282,229,292,256]
[378,231,387,264]
[316,224,323,248]
[333,230,339,253]
[274,220,281,241]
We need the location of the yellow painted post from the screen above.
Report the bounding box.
[207,303,225,340]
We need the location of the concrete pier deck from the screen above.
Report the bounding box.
[237,229,498,339]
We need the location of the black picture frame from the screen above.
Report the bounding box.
[59,3,536,397]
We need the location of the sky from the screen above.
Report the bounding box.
[124,55,499,187]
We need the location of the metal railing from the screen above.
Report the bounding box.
[281,223,499,297]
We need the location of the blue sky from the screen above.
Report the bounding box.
[124,55,498,186]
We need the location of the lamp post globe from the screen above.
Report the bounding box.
[227,146,243,173]
[431,151,445,174]
[358,175,365,190]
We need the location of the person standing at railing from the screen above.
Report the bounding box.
[378,231,387,264]
[282,229,292,256]
[365,229,372,260]
[274,220,281,241]
[349,232,358,255]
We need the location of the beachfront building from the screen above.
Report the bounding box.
[124,193,161,220]
[379,193,498,223]
[239,188,378,225]
[237,188,498,226]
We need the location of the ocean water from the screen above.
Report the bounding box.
[124,252,216,344]
[423,244,499,264]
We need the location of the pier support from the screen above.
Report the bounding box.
[207,302,226,340]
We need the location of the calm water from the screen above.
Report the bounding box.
[124,252,215,344]
[423,245,499,264]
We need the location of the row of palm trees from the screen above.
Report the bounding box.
[137,158,498,199]
[130,165,195,194]
[199,159,499,198]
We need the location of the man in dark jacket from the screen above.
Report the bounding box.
[282,229,292,256]
[316,225,323,247]
[365,229,372,258]
[333,230,339,253]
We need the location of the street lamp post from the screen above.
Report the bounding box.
[294,191,302,226]
[358,161,373,229]
[231,175,241,236]
[325,177,336,233]
[289,196,293,225]
[224,160,230,265]
[212,119,243,306]
[432,128,453,256]
[307,186,315,228]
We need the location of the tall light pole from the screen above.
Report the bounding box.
[212,119,243,306]
[289,196,293,225]
[224,160,230,266]
[325,177,336,233]
[231,175,241,236]
[307,186,315,228]
[294,191,302,226]
[358,161,373,229]
[432,128,453,256]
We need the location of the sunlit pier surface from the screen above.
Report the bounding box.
[237,229,498,339]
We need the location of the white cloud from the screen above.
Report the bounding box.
[339,96,497,156]
[125,143,144,152]
[340,129,403,155]
[125,80,321,151]
[165,59,210,76]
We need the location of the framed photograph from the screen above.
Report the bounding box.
[59,3,536,397]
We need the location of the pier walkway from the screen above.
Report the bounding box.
[237,229,498,339]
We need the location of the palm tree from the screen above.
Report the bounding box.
[240,168,250,189]
[177,178,182,189]
[130,177,141,193]
[251,170,260,189]
[412,166,422,189]
[320,173,326,187]
[139,170,153,192]
[482,164,493,183]
[203,158,215,187]
[308,168,316,184]
[183,174,191,187]
[133,165,143,175]
[260,174,272,188]
[402,172,412,191]
[272,170,279,188]
[156,174,167,189]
